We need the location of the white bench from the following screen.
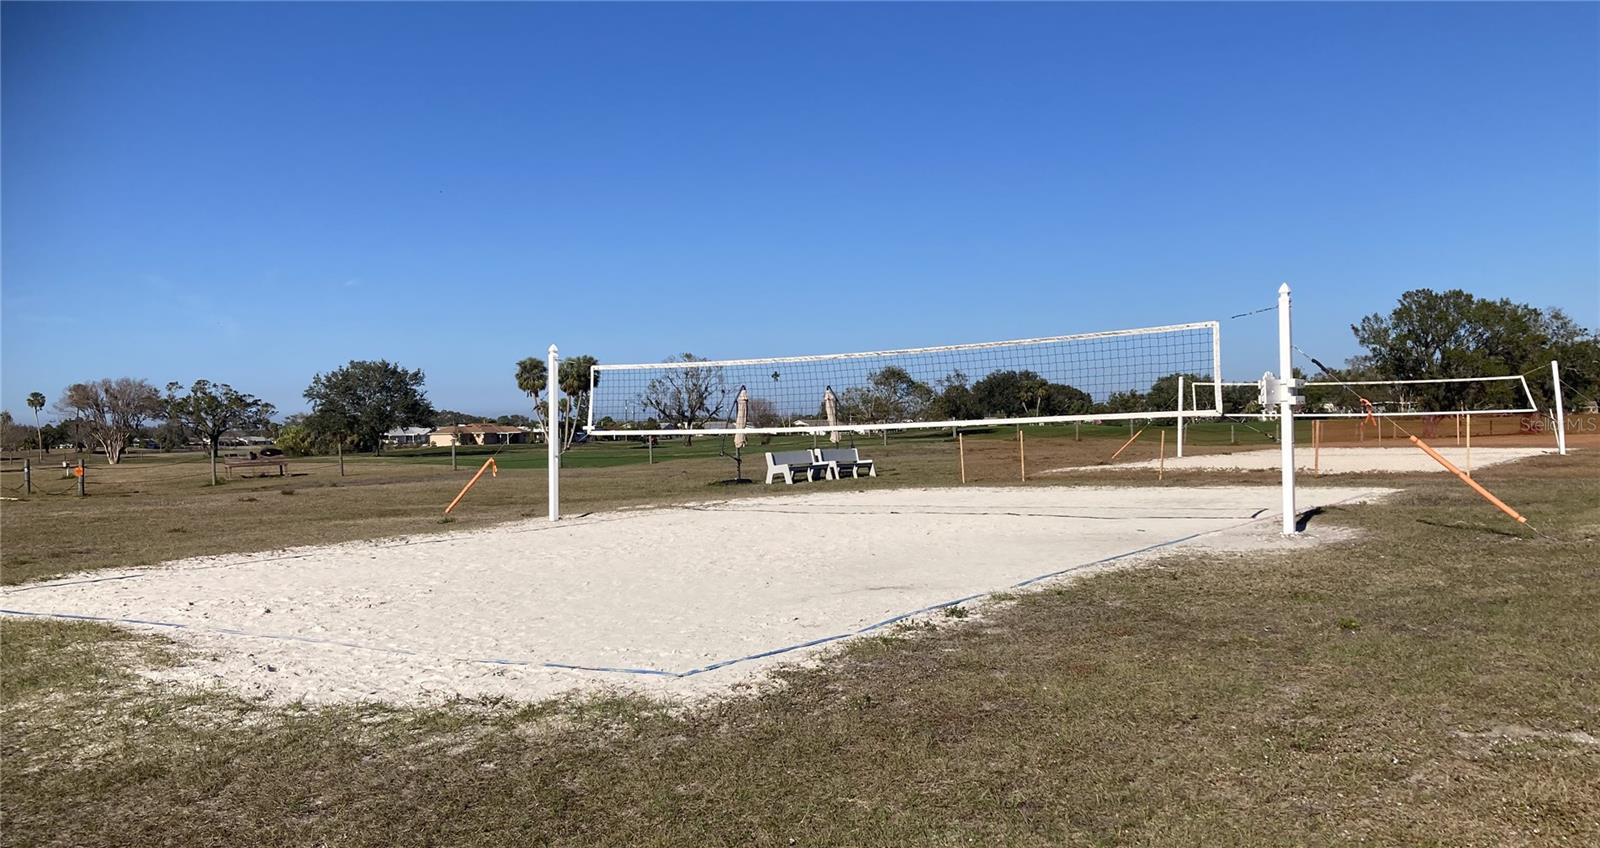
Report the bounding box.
[816,448,876,478]
[765,450,836,485]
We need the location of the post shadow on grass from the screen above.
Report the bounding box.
[1294,506,1327,532]
[1414,516,1527,538]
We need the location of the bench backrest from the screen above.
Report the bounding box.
[817,448,860,464]
[768,450,815,467]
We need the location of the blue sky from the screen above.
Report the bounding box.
[3,2,1596,419]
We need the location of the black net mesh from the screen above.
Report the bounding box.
[589,323,1221,433]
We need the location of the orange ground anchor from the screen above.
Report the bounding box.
[1110,427,1147,461]
[444,458,498,515]
[1406,435,1527,525]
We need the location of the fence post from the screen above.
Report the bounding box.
[23,459,31,495]
[1311,421,1318,475]
[77,459,86,497]
[958,432,966,484]
[1017,427,1026,482]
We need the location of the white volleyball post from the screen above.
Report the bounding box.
[1277,283,1300,535]
[1551,360,1567,456]
[1176,375,1185,458]
[548,343,561,521]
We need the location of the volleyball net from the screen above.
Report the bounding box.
[587,321,1224,436]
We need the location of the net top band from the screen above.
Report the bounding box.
[592,321,1221,372]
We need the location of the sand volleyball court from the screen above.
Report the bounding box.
[2,484,1389,705]
[1042,445,1552,475]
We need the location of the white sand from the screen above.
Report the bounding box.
[1,485,1388,707]
[1046,445,1552,475]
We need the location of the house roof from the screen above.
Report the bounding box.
[432,423,530,435]
[383,427,432,437]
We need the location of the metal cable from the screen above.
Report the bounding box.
[1293,346,1550,539]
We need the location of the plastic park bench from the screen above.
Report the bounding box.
[764,450,836,485]
[815,448,876,479]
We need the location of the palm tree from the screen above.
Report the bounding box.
[515,356,548,443]
[25,391,46,458]
[556,355,600,449]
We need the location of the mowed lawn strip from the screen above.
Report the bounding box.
[2,452,1596,846]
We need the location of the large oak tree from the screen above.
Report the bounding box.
[1352,289,1598,410]
[165,380,277,485]
[303,360,434,454]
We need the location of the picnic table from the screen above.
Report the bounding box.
[223,457,290,478]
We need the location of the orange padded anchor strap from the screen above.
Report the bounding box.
[1110,427,1147,461]
[1407,436,1527,524]
[444,458,499,515]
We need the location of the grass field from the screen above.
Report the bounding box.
[0,418,1569,587]
[2,430,1595,845]
[381,419,1282,470]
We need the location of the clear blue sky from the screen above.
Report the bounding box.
[4,1,1596,420]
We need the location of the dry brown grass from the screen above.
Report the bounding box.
[2,446,1596,846]
[3,429,1287,584]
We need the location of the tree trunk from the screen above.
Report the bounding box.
[33,410,43,459]
[564,408,578,451]
[210,443,219,486]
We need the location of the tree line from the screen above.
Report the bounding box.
[1,379,279,485]
[602,291,1597,433]
[6,289,1594,468]
[2,355,609,481]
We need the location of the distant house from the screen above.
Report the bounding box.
[428,423,537,447]
[382,426,432,447]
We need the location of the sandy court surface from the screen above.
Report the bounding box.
[1046,445,1554,475]
[2,485,1389,706]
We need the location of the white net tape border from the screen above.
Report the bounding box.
[1192,374,1538,420]
[588,321,1224,436]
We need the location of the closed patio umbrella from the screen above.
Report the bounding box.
[823,386,841,445]
[733,386,749,450]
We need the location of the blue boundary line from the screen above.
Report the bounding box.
[0,497,1361,681]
